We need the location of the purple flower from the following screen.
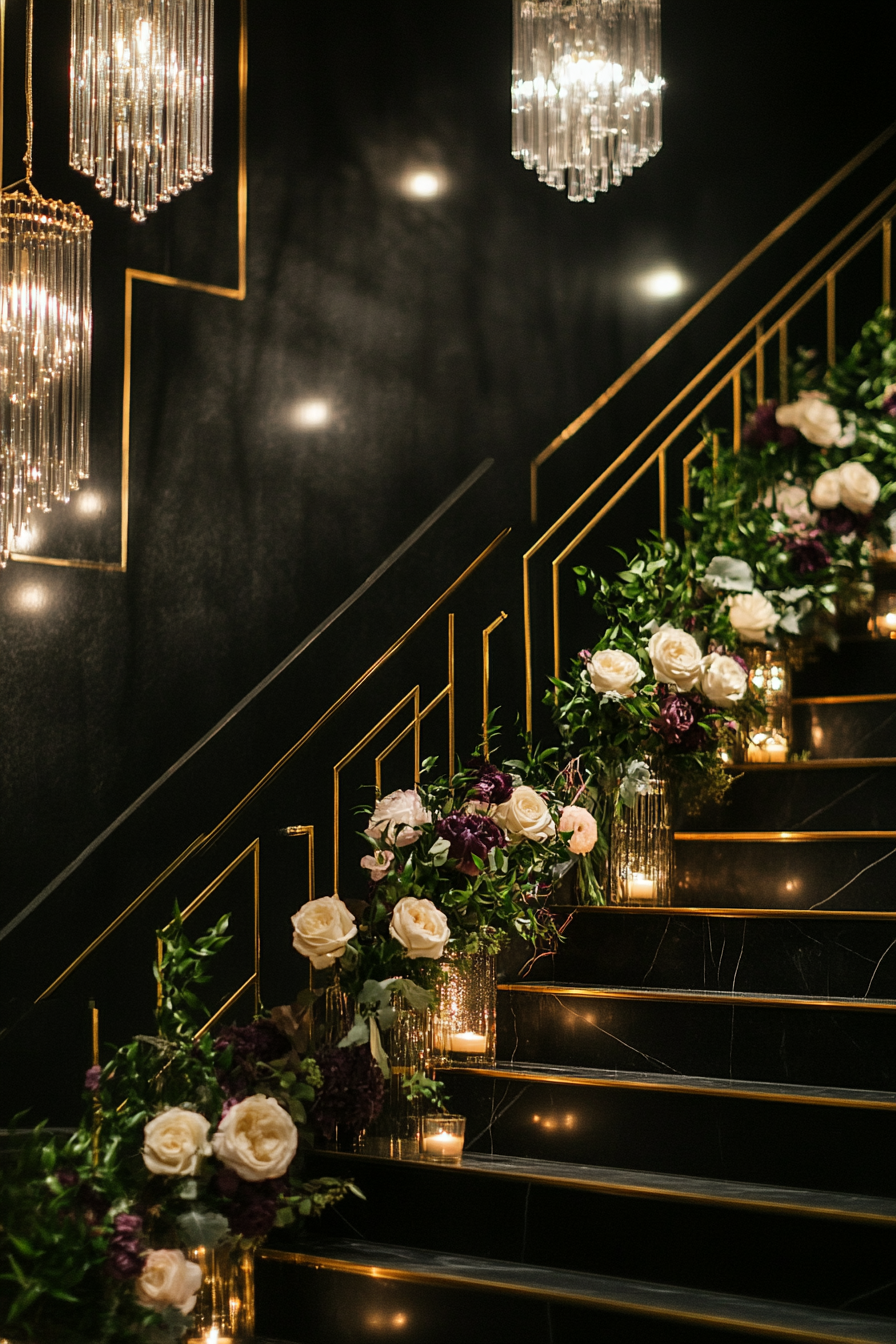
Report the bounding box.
[214,1167,242,1198]
[742,400,799,449]
[652,692,709,751]
[84,1065,102,1093]
[311,1045,385,1141]
[578,648,593,663]
[466,759,513,807]
[882,387,896,417]
[782,533,832,574]
[816,505,870,538]
[223,1178,286,1239]
[435,811,507,877]
[215,1018,289,1098]
[106,1212,144,1281]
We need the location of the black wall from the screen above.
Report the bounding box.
[1,0,894,1119]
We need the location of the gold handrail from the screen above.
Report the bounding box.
[525,193,896,725]
[529,120,896,522]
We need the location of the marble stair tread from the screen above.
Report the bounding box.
[726,759,896,769]
[316,1146,896,1222]
[498,981,896,1010]
[259,1239,896,1342]
[441,1060,896,1108]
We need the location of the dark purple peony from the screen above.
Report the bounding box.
[652,692,709,751]
[435,811,507,877]
[466,759,514,807]
[215,1018,289,1098]
[311,1045,385,1141]
[782,533,832,574]
[106,1212,144,1281]
[742,400,799,449]
[816,505,870,538]
[224,1178,287,1239]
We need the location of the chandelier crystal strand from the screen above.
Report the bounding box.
[512,0,664,202]
[70,0,214,223]
[1,0,93,564]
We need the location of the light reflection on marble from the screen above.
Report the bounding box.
[267,1237,896,1342]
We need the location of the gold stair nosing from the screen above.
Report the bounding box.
[674,830,896,842]
[724,758,896,770]
[550,906,896,920]
[497,984,896,1012]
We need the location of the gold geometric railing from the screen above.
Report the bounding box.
[524,187,896,731]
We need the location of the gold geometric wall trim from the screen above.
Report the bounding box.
[5,0,248,572]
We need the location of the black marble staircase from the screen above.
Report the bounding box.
[256,638,896,1344]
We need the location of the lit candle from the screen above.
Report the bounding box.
[624,872,657,904]
[746,734,770,763]
[448,1031,488,1054]
[421,1129,465,1158]
[764,734,788,763]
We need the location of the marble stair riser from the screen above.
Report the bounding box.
[504,912,896,1000]
[675,837,896,911]
[688,764,896,831]
[254,1256,804,1344]
[496,988,896,1091]
[791,641,896,698]
[440,1071,896,1197]
[296,1150,896,1315]
[791,701,896,759]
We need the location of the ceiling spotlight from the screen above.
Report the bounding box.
[637,266,686,299]
[293,399,331,429]
[401,169,445,199]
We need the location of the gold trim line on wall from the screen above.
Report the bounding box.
[9,0,248,573]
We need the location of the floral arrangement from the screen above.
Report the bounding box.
[551,537,764,901]
[0,911,357,1344]
[289,747,593,1054]
[689,308,896,642]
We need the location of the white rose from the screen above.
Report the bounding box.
[699,652,748,708]
[646,625,703,692]
[212,1094,298,1181]
[389,896,450,960]
[142,1108,212,1177]
[810,468,842,510]
[291,895,356,969]
[729,591,778,644]
[837,461,880,515]
[491,785,556,844]
[763,482,815,525]
[135,1250,202,1316]
[365,789,432,846]
[586,648,644,698]
[776,392,843,448]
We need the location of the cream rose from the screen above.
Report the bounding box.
[586,648,644,698]
[837,461,880,515]
[810,468,843,510]
[775,392,845,448]
[729,592,777,644]
[389,896,450,960]
[135,1250,202,1315]
[491,785,556,844]
[365,789,431,846]
[558,805,597,855]
[646,625,702,692]
[290,895,357,969]
[699,652,748,708]
[212,1094,298,1181]
[142,1108,211,1178]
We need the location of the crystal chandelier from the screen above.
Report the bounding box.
[1,1,93,565]
[70,0,214,222]
[512,0,664,202]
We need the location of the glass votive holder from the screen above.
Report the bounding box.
[419,1113,466,1164]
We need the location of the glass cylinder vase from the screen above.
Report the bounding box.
[362,1004,432,1156]
[740,647,792,762]
[432,951,497,1066]
[185,1243,255,1343]
[609,775,673,906]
